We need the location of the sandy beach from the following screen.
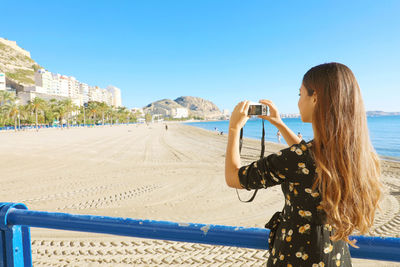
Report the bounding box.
[1,123,399,266]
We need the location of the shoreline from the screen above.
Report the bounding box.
[183,122,400,163]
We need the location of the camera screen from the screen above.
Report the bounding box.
[248,105,262,115]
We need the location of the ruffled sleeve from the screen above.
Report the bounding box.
[238,140,313,190]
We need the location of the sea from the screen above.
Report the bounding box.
[185,116,400,161]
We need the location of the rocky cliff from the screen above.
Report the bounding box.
[0,37,39,86]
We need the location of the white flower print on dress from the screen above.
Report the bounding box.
[298,224,311,234]
[302,253,309,260]
[286,229,293,242]
[311,192,319,197]
[295,148,303,155]
[324,243,333,254]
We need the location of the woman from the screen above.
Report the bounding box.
[225,63,381,266]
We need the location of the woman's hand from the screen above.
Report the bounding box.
[258,99,283,127]
[229,101,250,131]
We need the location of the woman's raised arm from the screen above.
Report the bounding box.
[258,100,301,146]
[225,101,250,189]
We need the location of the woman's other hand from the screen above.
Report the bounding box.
[258,99,283,127]
[229,101,250,131]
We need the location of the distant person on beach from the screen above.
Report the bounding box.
[165,124,168,131]
[297,132,302,139]
[277,130,281,143]
[225,63,381,266]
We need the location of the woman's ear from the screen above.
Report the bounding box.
[312,92,317,105]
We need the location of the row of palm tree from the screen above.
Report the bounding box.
[0,91,136,131]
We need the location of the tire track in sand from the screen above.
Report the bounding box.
[56,183,163,211]
[31,239,268,266]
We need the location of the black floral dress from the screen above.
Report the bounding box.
[238,140,352,267]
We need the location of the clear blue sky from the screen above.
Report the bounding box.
[2,0,400,113]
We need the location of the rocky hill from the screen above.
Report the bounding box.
[143,96,223,119]
[143,99,184,117]
[174,96,222,119]
[0,37,39,86]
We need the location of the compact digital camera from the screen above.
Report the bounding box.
[248,102,268,116]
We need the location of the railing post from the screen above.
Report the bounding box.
[0,203,32,267]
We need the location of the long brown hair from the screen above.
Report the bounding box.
[303,63,381,246]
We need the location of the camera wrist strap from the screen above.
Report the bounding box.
[236,119,265,203]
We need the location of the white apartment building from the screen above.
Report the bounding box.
[34,69,53,94]
[79,83,89,103]
[59,75,69,97]
[88,86,112,105]
[88,86,102,103]
[51,73,61,95]
[173,108,189,119]
[68,76,80,98]
[102,90,113,106]
[106,85,122,107]
[0,73,5,90]
[27,69,119,107]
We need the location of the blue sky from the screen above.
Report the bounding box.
[2,0,400,113]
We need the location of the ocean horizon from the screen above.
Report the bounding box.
[185,116,400,161]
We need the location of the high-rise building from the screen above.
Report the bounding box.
[79,83,89,104]
[102,89,113,106]
[59,75,69,97]
[0,73,5,91]
[67,76,80,98]
[106,85,122,107]
[51,73,61,95]
[29,69,120,107]
[34,69,53,94]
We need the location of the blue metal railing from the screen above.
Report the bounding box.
[0,202,399,266]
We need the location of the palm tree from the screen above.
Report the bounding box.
[117,107,130,123]
[44,99,58,126]
[0,91,15,106]
[61,99,77,128]
[106,106,116,125]
[0,91,16,127]
[4,101,20,131]
[28,97,46,131]
[54,100,67,129]
[19,103,33,127]
[97,102,108,126]
[87,101,98,125]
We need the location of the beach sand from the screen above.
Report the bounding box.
[1,123,399,266]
